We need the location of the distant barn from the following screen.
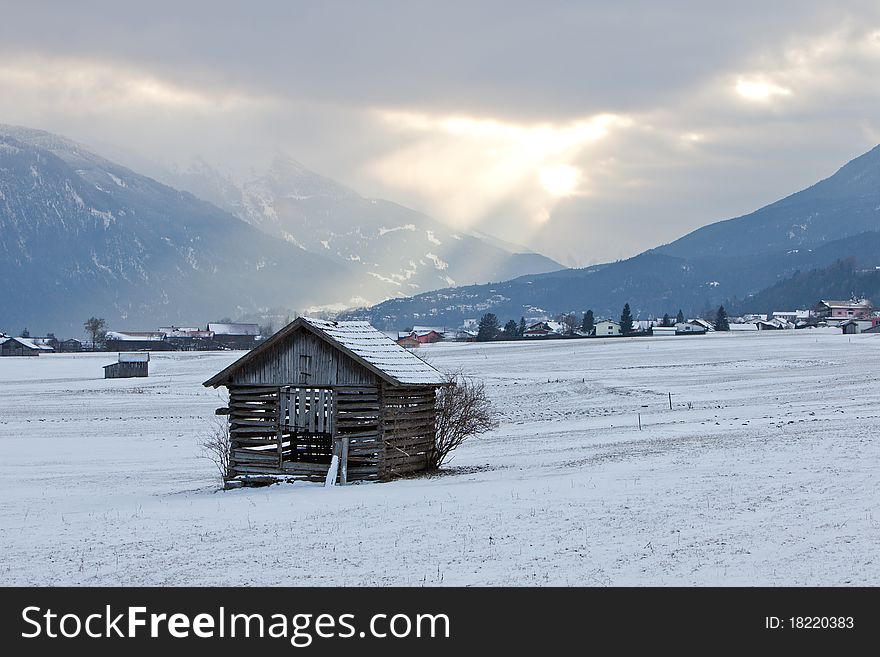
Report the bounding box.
[203,317,445,484]
[58,338,83,352]
[0,336,53,356]
[105,331,169,351]
[207,323,260,349]
[104,352,150,378]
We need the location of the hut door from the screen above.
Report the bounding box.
[279,387,335,464]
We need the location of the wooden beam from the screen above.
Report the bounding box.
[340,436,349,485]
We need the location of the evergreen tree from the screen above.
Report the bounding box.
[581,309,594,335]
[676,309,685,324]
[518,317,526,337]
[20,328,30,338]
[620,303,634,334]
[563,313,577,335]
[661,313,671,327]
[502,319,518,337]
[714,305,730,331]
[476,313,500,341]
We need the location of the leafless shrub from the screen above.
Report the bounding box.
[431,370,498,469]
[201,418,232,484]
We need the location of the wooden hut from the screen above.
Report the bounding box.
[203,317,445,484]
[104,352,150,378]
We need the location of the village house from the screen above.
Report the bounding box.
[28,336,57,352]
[58,338,83,352]
[412,326,447,342]
[523,321,564,337]
[755,318,790,330]
[203,317,445,485]
[397,327,444,344]
[395,334,420,348]
[0,336,53,356]
[594,320,622,336]
[813,298,873,322]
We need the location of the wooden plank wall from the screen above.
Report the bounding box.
[103,362,149,378]
[334,386,383,481]
[226,381,438,483]
[229,329,377,387]
[227,385,283,477]
[379,384,438,479]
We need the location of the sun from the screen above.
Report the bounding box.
[538,164,580,196]
[735,77,791,101]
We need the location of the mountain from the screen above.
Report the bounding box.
[0,125,356,335]
[165,156,563,301]
[656,145,880,258]
[347,145,880,328]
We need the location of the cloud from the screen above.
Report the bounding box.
[2,3,880,267]
[366,109,630,230]
[0,55,273,114]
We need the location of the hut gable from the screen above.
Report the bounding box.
[224,326,378,387]
[204,317,443,388]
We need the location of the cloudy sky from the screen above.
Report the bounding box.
[2,1,880,265]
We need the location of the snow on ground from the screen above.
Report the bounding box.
[1,330,878,586]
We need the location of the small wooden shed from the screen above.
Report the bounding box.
[104,352,150,378]
[203,317,445,484]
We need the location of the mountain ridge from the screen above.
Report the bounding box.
[347,144,880,328]
[164,155,565,297]
[0,127,356,335]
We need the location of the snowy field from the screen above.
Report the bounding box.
[1,329,878,586]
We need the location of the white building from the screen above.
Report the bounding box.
[594,320,622,336]
[676,321,707,334]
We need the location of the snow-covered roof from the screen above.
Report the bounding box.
[204,317,444,388]
[161,327,214,338]
[820,299,872,309]
[207,323,260,336]
[412,326,445,334]
[304,318,444,385]
[119,352,150,363]
[0,336,52,350]
[106,331,165,342]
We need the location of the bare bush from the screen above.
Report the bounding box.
[202,418,232,484]
[431,371,497,469]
